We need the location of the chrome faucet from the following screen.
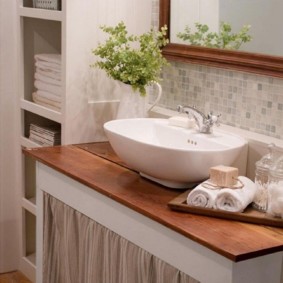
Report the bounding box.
[177,105,221,134]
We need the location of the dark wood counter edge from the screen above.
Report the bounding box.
[23,145,283,262]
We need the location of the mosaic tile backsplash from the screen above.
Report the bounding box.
[151,0,283,140]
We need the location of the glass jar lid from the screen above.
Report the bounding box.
[256,143,276,172]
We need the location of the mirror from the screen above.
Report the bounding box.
[160,0,283,78]
[170,0,282,56]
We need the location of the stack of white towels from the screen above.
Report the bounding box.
[33,54,62,111]
[187,176,257,213]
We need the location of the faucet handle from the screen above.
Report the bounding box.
[207,112,221,127]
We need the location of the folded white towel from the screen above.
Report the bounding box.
[32,93,61,112]
[215,176,256,213]
[35,61,61,72]
[35,53,61,65]
[34,80,62,96]
[36,67,61,81]
[35,72,61,86]
[267,181,283,218]
[36,90,61,103]
[187,183,219,209]
[32,100,61,112]
[32,92,61,107]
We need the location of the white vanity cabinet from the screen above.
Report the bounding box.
[34,160,283,283]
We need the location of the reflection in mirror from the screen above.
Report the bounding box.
[170,0,283,56]
[159,0,283,78]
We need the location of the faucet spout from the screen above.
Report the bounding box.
[177,105,221,134]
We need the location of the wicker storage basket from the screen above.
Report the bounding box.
[33,0,61,10]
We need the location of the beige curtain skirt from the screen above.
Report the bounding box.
[43,192,199,283]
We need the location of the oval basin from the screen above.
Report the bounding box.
[104,118,247,189]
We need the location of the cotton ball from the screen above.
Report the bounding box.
[268,182,283,217]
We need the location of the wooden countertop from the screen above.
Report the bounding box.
[23,142,283,262]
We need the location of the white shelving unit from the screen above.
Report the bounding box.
[17,0,153,281]
[18,2,61,280]
[18,2,62,280]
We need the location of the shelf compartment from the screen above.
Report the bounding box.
[22,110,62,147]
[23,210,36,259]
[20,17,61,103]
[22,154,37,214]
[24,154,36,198]
[22,0,34,8]
[21,99,62,123]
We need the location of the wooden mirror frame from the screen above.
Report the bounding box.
[160,0,283,78]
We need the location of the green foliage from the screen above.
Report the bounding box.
[91,22,169,96]
[177,22,252,50]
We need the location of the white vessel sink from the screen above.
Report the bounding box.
[104,118,247,189]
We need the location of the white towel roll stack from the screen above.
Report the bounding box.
[187,176,257,213]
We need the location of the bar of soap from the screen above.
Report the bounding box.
[168,116,195,129]
[210,165,239,187]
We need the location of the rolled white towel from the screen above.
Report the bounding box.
[215,176,256,213]
[34,80,62,97]
[35,72,61,86]
[187,183,219,209]
[267,181,283,218]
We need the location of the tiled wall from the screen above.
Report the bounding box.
[152,0,283,140]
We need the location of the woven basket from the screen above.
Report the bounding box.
[33,0,61,10]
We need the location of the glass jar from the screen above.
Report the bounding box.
[252,144,276,212]
[267,155,283,217]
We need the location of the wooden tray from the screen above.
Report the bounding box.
[168,190,283,228]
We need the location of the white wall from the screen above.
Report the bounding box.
[0,0,21,273]
[63,0,152,144]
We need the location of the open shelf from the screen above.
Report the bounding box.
[21,255,36,283]
[21,99,62,123]
[22,198,36,215]
[21,154,37,215]
[25,253,36,266]
[22,110,62,147]
[19,7,62,21]
[23,210,36,261]
[20,16,62,108]
[21,136,42,148]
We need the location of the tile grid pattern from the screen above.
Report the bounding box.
[151,0,283,139]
